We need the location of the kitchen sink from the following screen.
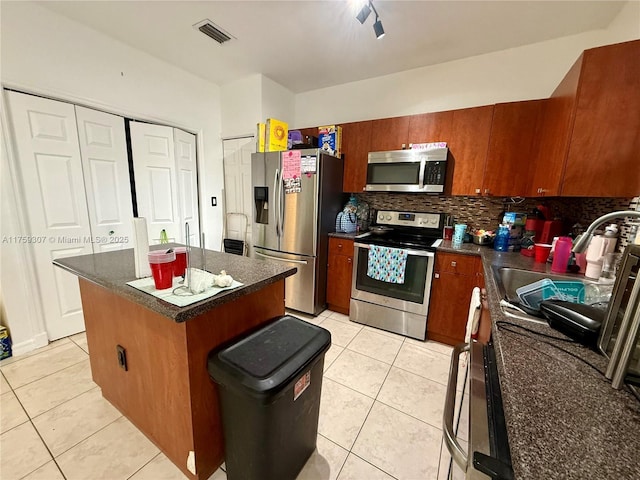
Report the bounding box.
[491,266,594,323]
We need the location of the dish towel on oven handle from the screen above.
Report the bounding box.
[465,287,482,344]
[366,245,408,284]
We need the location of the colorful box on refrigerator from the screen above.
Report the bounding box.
[266,118,288,152]
[318,125,342,157]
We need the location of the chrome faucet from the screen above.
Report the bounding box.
[572,210,640,253]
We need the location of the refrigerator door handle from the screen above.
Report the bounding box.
[273,168,280,237]
[279,168,285,236]
[254,251,309,265]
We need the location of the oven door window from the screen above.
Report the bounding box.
[355,246,428,304]
[367,162,421,185]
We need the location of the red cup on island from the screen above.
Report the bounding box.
[534,243,552,263]
[148,250,175,290]
[174,247,188,277]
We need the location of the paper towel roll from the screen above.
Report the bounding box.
[133,217,152,278]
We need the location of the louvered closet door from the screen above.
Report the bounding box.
[173,128,200,247]
[75,106,133,252]
[6,91,91,340]
[130,122,181,245]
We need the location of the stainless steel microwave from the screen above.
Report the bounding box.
[364,148,448,193]
[599,244,640,396]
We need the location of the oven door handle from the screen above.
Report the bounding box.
[354,242,435,258]
[443,342,470,472]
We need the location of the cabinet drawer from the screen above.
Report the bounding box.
[436,252,481,276]
[329,237,354,256]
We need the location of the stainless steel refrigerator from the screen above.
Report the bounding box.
[251,149,344,315]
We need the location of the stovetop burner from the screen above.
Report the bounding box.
[356,210,444,251]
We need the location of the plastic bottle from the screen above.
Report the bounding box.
[494,225,510,252]
[551,236,573,273]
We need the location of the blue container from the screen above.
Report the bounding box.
[494,225,510,252]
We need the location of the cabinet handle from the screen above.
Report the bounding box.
[338,243,343,249]
[347,258,352,263]
[475,188,481,194]
[484,189,491,195]
[434,273,440,279]
[451,261,457,267]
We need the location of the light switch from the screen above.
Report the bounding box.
[211,197,217,207]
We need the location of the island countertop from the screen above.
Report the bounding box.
[437,241,640,479]
[53,246,296,322]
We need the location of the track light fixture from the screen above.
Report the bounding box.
[355,1,385,39]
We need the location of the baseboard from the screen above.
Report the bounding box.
[11,331,49,357]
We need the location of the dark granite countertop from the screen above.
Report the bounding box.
[328,231,360,240]
[439,243,640,479]
[54,245,296,323]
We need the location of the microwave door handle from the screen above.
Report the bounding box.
[606,273,640,381]
[418,158,426,189]
[599,256,639,353]
[443,342,470,472]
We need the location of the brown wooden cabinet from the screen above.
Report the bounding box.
[341,121,372,193]
[407,111,453,145]
[427,252,483,346]
[482,99,546,197]
[369,116,411,151]
[561,40,640,197]
[446,106,494,195]
[327,237,354,314]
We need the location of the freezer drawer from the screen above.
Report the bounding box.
[254,248,319,315]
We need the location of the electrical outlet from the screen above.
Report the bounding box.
[117,345,127,371]
[211,197,217,207]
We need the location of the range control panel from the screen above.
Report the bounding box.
[376,210,443,229]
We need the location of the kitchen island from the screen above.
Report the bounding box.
[437,241,640,479]
[54,247,296,480]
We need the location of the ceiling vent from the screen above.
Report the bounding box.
[193,19,234,44]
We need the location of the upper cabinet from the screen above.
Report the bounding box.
[482,100,546,197]
[407,111,453,145]
[561,40,640,197]
[341,120,372,193]
[446,106,494,195]
[369,116,410,151]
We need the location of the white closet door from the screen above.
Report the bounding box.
[173,128,200,247]
[6,91,91,340]
[75,106,133,252]
[223,137,255,250]
[130,122,181,245]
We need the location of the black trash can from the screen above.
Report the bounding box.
[207,315,331,480]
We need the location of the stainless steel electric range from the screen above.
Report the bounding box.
[349,210,444,340]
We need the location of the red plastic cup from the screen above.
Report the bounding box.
[534,243,552,263]
[174,247,188,277]
[148,251,175,290]
[443,226,454,240]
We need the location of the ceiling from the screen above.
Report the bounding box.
[38,1,626,93]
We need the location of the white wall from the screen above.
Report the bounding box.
[0,1,224,348]
[294,1,640,127]
[221,74,295,139]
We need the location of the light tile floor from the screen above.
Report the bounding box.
[0,310,464,480]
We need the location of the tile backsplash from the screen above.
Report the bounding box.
[355,193,638,246]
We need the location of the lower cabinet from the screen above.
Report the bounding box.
[427,252,484,346]
[327,237,354,315]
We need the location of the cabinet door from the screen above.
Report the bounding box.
[327,239,354,315]
[341,121,372,193]
[407,111,453,145]
[369,116,410,152]
[483,100,545,197]
[447,106,494,195]
[561,40,640,197]
[427,271,478,346]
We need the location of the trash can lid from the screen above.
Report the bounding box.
[208,315,331,397]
